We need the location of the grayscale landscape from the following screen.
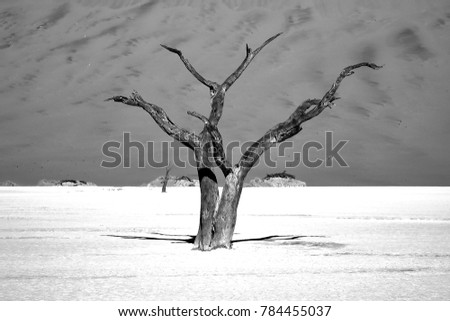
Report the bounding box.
[1,0,450,302]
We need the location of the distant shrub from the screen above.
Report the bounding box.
[176,176,193,182]
[263,170,296,180]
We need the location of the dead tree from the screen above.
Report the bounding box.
[161,166,171,193]
[107,33,382,250]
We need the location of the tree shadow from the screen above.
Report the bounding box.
[104,233,326,245]
[104,232,196,244]
[233,234,325,243]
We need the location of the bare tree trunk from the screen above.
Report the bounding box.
[194,167,219,250]
[209,167,246,249]
[161,166,171,193]
[193,167,247,250]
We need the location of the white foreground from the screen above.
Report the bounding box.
[0,187,449,300]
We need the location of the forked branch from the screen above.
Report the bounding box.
[106,91,199,150]
[222,32,282,92]
[239,62,383,170]
[208,33,282,126]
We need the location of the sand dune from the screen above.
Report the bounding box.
[1,0,450,185]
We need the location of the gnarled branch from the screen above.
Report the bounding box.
[160,44,219,93]
[106,90,200,150]
[239,62,383,170]
[303,63,383,121]
[187,110,210,126]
